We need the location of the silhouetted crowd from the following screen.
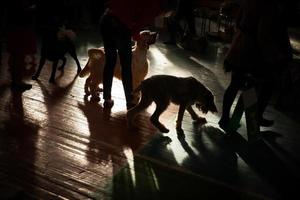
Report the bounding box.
[0,0,299,128]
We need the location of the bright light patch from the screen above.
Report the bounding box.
[149,47,172,69]
[150,167,160,191]
[123,147,136,187]
[166,134,189,164]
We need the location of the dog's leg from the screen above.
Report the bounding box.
[69,47,82,74]
[32,57,46,80]
[187,106,207,124]
[58,56,67,71]
[150,100,169,133]
[176,104,186,133]
[84,76,91,95]
[49,60,59,83]
[74,56,82,74]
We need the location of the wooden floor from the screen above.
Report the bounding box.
[1,29,300,200]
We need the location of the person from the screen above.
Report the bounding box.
[164,0,197,45]
[99,0,166,110]
[218,0,293,131]
[6,0,37,91]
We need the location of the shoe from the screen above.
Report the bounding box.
[103,99,114,109]
[218,117,229,132]
[259,118,274,127]
[11,82,32,91]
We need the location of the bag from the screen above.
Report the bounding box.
[224,29,260,73]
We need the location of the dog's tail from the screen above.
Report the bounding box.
[79,60,90,77]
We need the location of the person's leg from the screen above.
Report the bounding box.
[100,15,118,108]
[117,32,134,109]
[219,72,245,129]
[102,43,117,104]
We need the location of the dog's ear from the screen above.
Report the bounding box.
[139,30,151,38]
[148,32,158,45]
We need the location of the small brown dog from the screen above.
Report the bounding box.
[127,75,218,133]
[79,30,157,101]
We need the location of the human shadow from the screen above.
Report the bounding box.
[0,90,40,199]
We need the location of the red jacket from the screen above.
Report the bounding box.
[107,0,163,40]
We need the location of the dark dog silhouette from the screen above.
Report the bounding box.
[127,75,218,133]
[32,29,81,83]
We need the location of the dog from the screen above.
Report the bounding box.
[127,75,218,133]
[79,30,157,101]
[32,27,81,83]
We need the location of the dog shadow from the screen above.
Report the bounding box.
[36,75,77,106]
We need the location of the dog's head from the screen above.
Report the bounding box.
[195,91,218,114]
[136,30,157,49]
[189,78,217,114]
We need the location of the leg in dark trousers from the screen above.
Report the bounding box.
[219,71,246,129]
[100,13,133,109]
[118,36,133,108]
